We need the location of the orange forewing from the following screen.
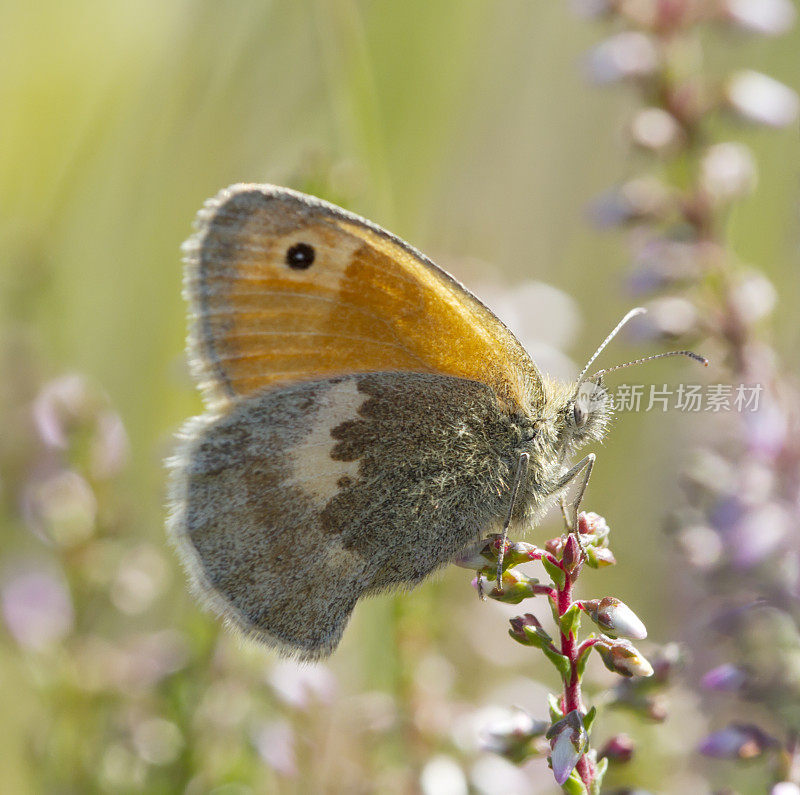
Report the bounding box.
[183,184,542,411]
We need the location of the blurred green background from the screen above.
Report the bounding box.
[1,1,798,792]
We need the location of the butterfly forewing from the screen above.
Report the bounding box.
[183,184,543,411]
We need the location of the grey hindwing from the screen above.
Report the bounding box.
[167,371,528,659]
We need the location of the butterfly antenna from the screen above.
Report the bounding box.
[574,307,647,392]
[590,350,709,381]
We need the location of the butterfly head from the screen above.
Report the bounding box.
[546,307,708,457]
[565,376,612,447]
[540,375,612,462]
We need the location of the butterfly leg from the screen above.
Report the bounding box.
[558,495,571,530]
[553,454,595,528]
[496,452,530,590]
[553,453,596,557]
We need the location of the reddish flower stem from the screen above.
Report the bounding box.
[576,637,600,659]
[529,550,561,568]
[554,562,596,788]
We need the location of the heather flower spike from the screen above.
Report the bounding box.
[474,511,655,791]
[577,0,800,788]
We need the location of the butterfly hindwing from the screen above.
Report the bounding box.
[167,371,527,659]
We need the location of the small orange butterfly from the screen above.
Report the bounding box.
[167,184,705,659]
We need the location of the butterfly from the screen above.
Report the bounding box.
[167,183,705,660]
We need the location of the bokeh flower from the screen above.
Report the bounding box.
[1,566,74,651]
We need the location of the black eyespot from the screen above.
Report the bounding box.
[285,242,315,269]
[573,401,588,428]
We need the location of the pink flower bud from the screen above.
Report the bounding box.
[562,534,581,573]
[701,663,746,692]
[722,0,796,36]
[545,536,565,558]
[1,567,74,651]
[582,597,647,639]
[729,502,790,569]
[698,724,777,759]
[648,643,685,681]
[587,546,617,568]
[596,637,654,678]
[546,710,588,785]
[639,296,700,340]
[508,613,543,645]
[502,540,540,567]
[588,178,670,228]
[645,694,669,722]
[454,537,539,570]
[628,238,704,295]
[91,409,129,478]
[477,569,540,605]
[578,511,609,538]
[729,270,777,326]
[268,660,337,708]
[700,143,757,202]
[32,374,96,449]
[481,707,549,763]
[677,524,723,570]
[24,470,97,547]
[584,32,659,85]
[252,720,297,776]
[599,733,635,763]
[420,757,467,795]
[631,107,684,152]
[726,70,799,128]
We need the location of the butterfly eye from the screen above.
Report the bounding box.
[285,242,315,270]
[573,401,588,428]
